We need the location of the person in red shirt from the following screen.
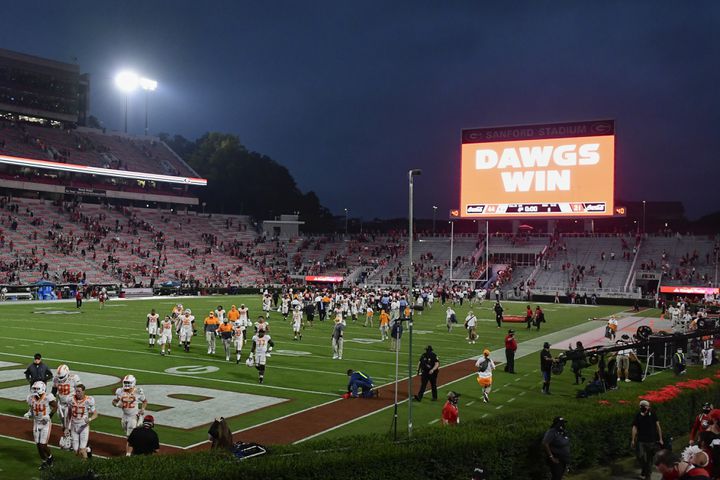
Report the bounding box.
[689,403,713,445]
[504,330,518,373]
[525,306,533,330]
[441,391,460,426]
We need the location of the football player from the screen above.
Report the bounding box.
[158,315,173,356]
[218,317,234,361]
[280,295,290,321]
[26,381,58,469]
[248,329,274,384]
[254,315,270,334]
[238,304,250,343]
[179,309,195,352]
[112,375,147,455]
[292,306,303,341]
[262,293,272,319]
[51,364,80,450]
[146,309,160,348]
[232,317,245,364]
[67,384,97,459]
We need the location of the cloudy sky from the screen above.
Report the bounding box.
[3,1,718,219]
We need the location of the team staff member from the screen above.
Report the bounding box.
[504,330,517,373]
[204,311,220,355]
[541,342,554,395]
[632,400,663,480]
[346,369,377,398]
[543,416,571,480]
[25,353,53,387]
[525,305,533,329]
[414,345,440,402]
[494,301,504,328]
[689,402,713,445]
[127,415,160,456]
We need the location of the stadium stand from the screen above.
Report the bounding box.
[638,234,718,286]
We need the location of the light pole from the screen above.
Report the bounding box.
[114,71,139,134]
[642,200,647,235]
[139,77,158,136]
[344,208,349,235]
[407,168,421,439]
[432,205,437,234]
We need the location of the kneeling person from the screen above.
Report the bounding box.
[346,369,378,398]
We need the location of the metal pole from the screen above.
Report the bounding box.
[449,221,454,281]
[393,332,400,440]
[432,206,437,235]
[344,209,348,236]
[407,169,420,439]
[715,248,718,287]
[485,220,489,282]
[124,94,128,134]
[642,201,646,235]
[144,90,149,136]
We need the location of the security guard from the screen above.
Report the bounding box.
[414,345,440,401]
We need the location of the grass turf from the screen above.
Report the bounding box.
[0,295,633,476]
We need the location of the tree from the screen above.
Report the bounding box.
[160,132,333,230]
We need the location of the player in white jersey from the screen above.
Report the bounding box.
[232,320,245,364]
[51,364,80,450]
[248,330,275,383]
[238,304,250,343]
[179,309,196,352]
[292,306,303,340]
[255,315,270,334]
[146,309,160,347]
[280,296,290,320]
[262,294,272,318]
[112,375,147,454]
[26,381,58,469]
[158,315,174,356]
[215,305,226,322]
[67,384,97,459]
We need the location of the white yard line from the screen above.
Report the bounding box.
[0,351,336,397]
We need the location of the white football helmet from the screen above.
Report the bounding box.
[245,357,255,367]
[59,434,72,450]
[31,381,46,397]
[122,374,136,390]
[56,364,70,382]
[184,309,192,315]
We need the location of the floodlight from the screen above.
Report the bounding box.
[115,71,139,92]
[140,77,158,91]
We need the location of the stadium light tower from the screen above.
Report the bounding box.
[115,71,139,134]
[140,77,158,136]
[432,205,437,234]
[407,168,421,439]
[344,208,349,236]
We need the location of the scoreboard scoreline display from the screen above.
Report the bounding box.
[459,120,615,219]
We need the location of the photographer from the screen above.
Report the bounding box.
[441,391,460,426]
[568,341,588,385]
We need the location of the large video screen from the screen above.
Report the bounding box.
[460,120,615,218]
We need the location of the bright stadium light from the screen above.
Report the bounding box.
[139,77,157,91]
[115,71,139,92]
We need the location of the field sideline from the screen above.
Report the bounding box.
[0,295,636,477]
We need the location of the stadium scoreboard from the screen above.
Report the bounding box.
[460,120,615,218]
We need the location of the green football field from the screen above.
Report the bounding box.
[0,295,638,477]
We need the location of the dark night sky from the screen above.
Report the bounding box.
[2,1,719,220]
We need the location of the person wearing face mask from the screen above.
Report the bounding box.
[542,416,570,480]
[689,403,714,446]
[632,400,664,480]
[654,448,711,480]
